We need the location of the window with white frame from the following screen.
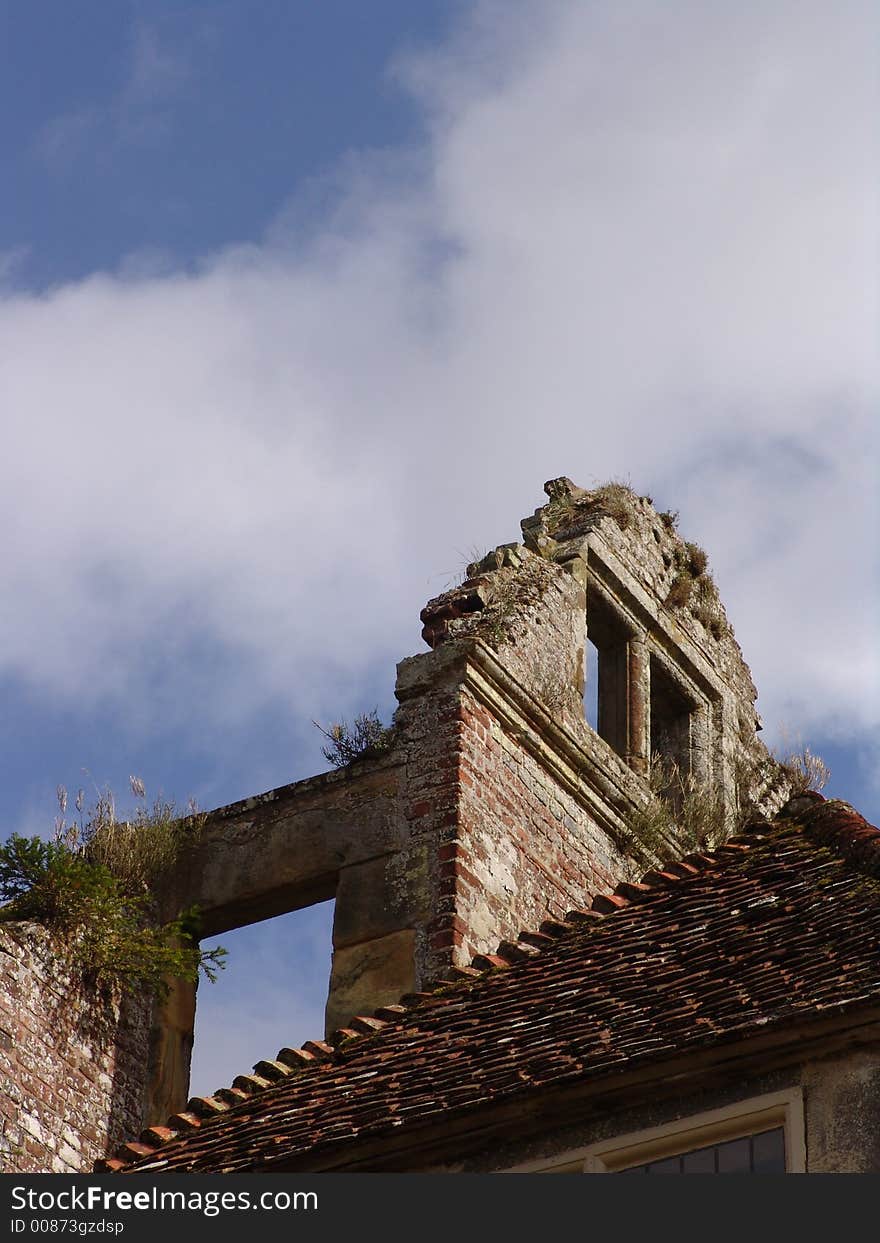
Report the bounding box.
[507,1089,805,1174]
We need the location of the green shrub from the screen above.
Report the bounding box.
[0,784,225,996]
[0,834,99,928]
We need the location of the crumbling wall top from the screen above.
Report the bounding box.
[523,476,759,713]
[417,476,785,833]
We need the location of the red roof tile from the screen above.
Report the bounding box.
[108,796,880,1173]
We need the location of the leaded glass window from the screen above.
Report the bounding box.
[617,1127,785,1174]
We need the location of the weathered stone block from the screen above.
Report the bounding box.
[332,848,432,950]
[326,930,417,1035]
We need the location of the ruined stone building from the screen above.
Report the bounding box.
[2,478,879,1174]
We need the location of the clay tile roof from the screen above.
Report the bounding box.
[106,796,880,1174]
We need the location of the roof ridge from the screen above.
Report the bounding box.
[777,793,880,879]
[99,824,772,1173]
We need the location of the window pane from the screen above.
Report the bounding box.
[616,1125,787,1175]
[716,1136,752,1173]
[752,1128,786,1173]
[644,1156,681,1174]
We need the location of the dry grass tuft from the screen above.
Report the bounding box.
[775,745,831,795]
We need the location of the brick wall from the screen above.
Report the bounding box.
[452,689,622,960]
[395,671,623,983]
[0,925,152,1173]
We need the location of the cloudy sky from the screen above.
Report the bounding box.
[2,0,877,1098]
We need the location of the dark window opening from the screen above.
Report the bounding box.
[585,589,630,759]
[190,899,335,1100]
[650,656,693,791]
[618,1127,785,1174]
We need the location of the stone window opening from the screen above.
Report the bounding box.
[146,876,339,1124]
[583,592,631,761]
[584,638,599,731]
[584,598,700,794]
[187,899,335,1100]
[649,656,695,806]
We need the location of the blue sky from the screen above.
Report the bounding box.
[1,1,877,1099]
[0,2,457,285]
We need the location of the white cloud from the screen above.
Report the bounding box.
[4,0,878,761]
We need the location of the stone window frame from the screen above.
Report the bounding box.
[584,575,714,790]
[583,583,635,764]
[647,645,710,787]
[506,1088,805,1173]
